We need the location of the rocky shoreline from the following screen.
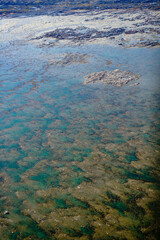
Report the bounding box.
[0,8,160,49]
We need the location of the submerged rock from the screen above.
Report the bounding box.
[129,82,140,87]
[4,210,9,215]
[51,53,89,66]
[105,60,112,66]
[83,69,140,87]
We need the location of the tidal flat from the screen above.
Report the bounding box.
[0,7,160,240]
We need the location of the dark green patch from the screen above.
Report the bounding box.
[60,147,92,162]
[64,194,89,209]
[118,165,156,183]
[105,191,120,202]
[29,166,60,189]
[100,148,118,158]
[62,227,82,237]
[109,201,127,214]
[9,218,51,240]
[124,152,137,164]
[149,184,160,190]
[80,225,94,236]
[69,176,91,187]
[70,165,83,172]
[52,193,89,209]
[54,198,68,209]
[118,178,127,183]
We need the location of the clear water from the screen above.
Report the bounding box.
[0,39,160,240]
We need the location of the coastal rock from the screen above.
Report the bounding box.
[83,69,140,87]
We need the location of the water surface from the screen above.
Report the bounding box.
[0,40,160,239]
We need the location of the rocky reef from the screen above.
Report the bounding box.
[83,69,140,87]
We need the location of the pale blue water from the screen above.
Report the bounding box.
[0,40,160,239]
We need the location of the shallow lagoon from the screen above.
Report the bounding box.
[0,40,160,239]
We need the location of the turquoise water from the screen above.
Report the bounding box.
[0,40,160,239]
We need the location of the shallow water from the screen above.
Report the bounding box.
[0,40,160,240]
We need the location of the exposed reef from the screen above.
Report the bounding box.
[83,69,140,87]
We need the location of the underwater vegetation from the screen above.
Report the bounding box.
[0,18,160,239]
